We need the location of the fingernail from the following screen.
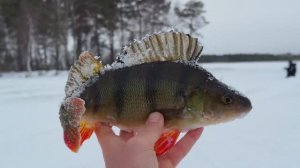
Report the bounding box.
[148,112,161,123]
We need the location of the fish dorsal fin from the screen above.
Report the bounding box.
[120,31,203,64]
[65,51,103,97]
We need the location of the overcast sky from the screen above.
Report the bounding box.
[177,0,300,55]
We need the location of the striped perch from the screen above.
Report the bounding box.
[59,31,252,154]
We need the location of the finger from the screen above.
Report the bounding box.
[136,112,164,146]
[95,123,119,149]
[165,127,204,166]
[119,130,134,141]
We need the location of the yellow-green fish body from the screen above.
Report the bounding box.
[59,31,252,153]
[78,61,250,130]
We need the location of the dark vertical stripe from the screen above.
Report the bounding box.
[92,79,102,114]
[175,63,191,98]
[81,77,102,114]
[113,69,129,119]
[144,65,160,112]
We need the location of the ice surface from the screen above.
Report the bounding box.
[1,62,300,168]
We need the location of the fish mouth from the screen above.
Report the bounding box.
[241,97,252,112]
[236,96,252,118]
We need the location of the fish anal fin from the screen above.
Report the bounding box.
[154,129,180,156]
[79,121,95,145]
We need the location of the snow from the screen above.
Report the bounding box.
[1,61,300,168]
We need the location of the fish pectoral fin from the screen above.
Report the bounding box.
[79,121,95,146]
[154,129,180,156]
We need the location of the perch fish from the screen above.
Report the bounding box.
[59,31,252,155]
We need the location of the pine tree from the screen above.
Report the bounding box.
[174,0,208,36]
[0,0,206,71]
[133,0,171,39]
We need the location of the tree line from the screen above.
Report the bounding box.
[199,54,300,63]
[0,0,207,72]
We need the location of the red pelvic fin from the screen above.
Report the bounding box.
[154,129,180,156]
[79,121,95,145]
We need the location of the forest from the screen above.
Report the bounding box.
[0,0,207,71]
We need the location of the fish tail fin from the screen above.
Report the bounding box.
[65,51,103,97]
[154,129,181,156]
[59,97,94,153]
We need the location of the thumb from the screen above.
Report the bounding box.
[136,112,164,145]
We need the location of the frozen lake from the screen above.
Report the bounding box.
[1,61,299,168]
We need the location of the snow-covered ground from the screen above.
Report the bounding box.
[1,62,299,168]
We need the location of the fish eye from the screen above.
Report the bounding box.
[222,95,233,105]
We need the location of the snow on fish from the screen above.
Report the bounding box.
[59,31,252,155]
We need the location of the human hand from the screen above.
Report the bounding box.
[95,112,204,168]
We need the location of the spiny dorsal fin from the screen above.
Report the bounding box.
[65,51,103,97]
[121,31,203,64]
